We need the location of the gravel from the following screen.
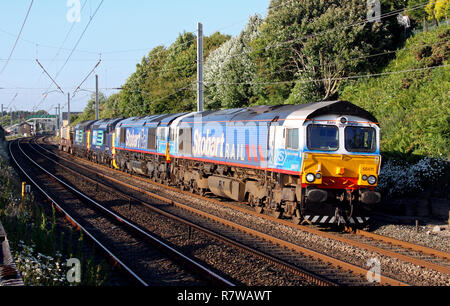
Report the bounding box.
[370,223,450,253]
[44,140,450,286]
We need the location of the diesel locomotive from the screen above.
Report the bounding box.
[61,100,382,225]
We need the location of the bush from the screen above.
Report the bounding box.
[377,157,447,197]
[340,25,450,158]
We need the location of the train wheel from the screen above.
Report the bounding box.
[272,211,282,219]
[292,209,302,225]
[248,194,255,207]
[254,207,264,214]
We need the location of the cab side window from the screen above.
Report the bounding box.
[286,128,299,150]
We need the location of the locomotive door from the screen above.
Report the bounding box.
[268,124,285,167]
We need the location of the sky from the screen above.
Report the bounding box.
[0,0,271,114]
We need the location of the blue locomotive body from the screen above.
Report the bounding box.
[65,101,382,225]
[88,118,123,164]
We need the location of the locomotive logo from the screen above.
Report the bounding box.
[193,128,254,162]
[275,149,287,166]
[125,128,147,149]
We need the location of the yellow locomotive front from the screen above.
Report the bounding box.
[299,116,381,225]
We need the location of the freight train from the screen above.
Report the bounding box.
[60,100,381,225]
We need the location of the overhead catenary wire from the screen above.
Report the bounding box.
[0,0,34,75]
[35,59,65,94]
[62,0,448,117]
[204,64,450,86]
[122,83,195,115]
[6,93,19,109]
[25,0,448,115]
[0,27,99,55]
[216,0,447,64]
[52,0,105,83]
[72,60,102,98]
[0,0,294,60]
[0,39,434,93]
[22,0,341,112]
[32,0,90,87]
[32,0,105,112]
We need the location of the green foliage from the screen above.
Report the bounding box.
[75,92,107,124]
[340,25,450,157]
[251,0,401,105]
[425,0,449,21]
[406,0,428,22]
[99,32,230,118]
[0,157,110,286]
[204,15,263,110]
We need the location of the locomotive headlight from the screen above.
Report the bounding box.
[367,175,377,185]
[306,173,316,183]
[362,175,368,181]
[315,173,322,179]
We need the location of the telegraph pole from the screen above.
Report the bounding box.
[67,93,71,126]
[95,74,99,120]
[55,105,60,135]
[197,22,204,112]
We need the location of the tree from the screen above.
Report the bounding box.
[425,0,449,21]
[406,0,428,22]
[101,93,122,119]
[79,92,107,121]
[204,15,263,110]
[114,31,230,116]
[252,0,401,104]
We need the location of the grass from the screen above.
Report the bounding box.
[0,146,110,286]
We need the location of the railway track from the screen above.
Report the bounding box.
[9,138,234,287]
[31,136,424,286]
[28,137,342,286]
[42,137,450,284]
[48,136,450,285]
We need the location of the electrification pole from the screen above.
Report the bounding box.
[58,103,61,130]
[197,22,204,112]
[1,104,3,128]
[67,93,71,126]
[95,74,99,120]
[55,105,60,135]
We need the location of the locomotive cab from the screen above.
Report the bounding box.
[299,113,381,225]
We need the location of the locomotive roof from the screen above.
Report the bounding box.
[116,113,188,127]
[158,112,189,127]
[179,101,378,124]
[75,120,98,131]
[290,100,378,123]
[91,118,124,130]
[96,101,377,130]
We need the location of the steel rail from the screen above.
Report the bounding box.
[15,139,235,287]
[32,139,339,286]
[35,138,409,286]
[351,228,450,261]
[48,137,448,276]
[43,138,450,279]
[9,139,149,286]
